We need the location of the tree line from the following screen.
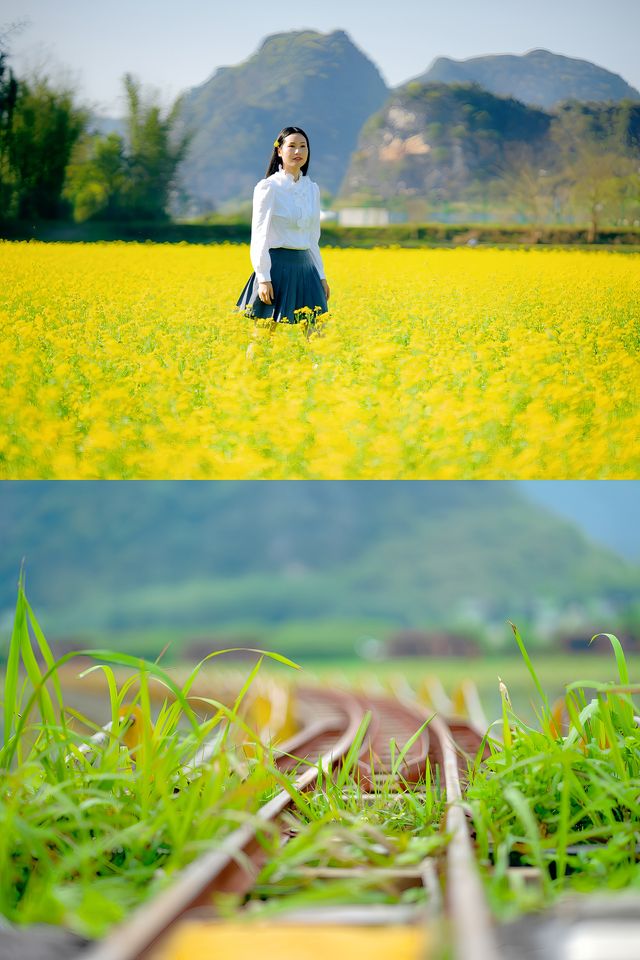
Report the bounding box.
[0,37,187,223]
[494,102,640,239]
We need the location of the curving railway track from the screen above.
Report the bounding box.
[8,670,640,960]
[82,685,498,960]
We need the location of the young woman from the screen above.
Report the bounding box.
[236,126,330,328]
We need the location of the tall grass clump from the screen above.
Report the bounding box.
[0,575,298,937]
[467,626,640,917]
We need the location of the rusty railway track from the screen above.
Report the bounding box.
[82,685,499,960]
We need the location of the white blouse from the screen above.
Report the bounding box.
[250,169,326,283]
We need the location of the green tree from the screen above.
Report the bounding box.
[122,73,189,219]
[4,74,86,219]
[496,142,556,224]
[63,131,128,220]
[549,102,640,232]
[569,146,629,240]
[64,74,190,221]
[0,47,18,217]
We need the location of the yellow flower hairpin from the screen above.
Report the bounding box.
[273,139,280,148]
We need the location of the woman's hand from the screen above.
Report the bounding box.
[321,279,330,301]
[258,281,274,305]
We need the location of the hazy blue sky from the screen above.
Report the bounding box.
[1,0,639,113]
[519,482,639,561]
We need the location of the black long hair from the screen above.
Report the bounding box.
[265,126,311,177]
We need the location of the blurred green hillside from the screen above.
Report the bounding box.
[0,483,637,658]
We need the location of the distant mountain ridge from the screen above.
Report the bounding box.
[168,34,638,209]
[173,29,388,208]
[414,49,640,109]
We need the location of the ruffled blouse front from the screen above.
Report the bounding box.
[250,169,325,283]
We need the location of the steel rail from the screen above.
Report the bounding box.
[429,714,502,960]
[83,691,364,960]
[452,678,490,734]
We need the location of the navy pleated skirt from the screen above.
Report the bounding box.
[236,247,328,324]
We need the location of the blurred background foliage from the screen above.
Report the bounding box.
[0,50,185,222]
[0,482,637,664]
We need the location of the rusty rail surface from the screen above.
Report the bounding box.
[82,685,499,960]
[355,692,431,788]
[430,715,500,960]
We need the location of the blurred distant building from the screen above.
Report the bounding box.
[336,208,407,226]
[388,628,480,658]
[555,630,640,654]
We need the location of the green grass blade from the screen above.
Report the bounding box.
[2,575,25,756]
[25,596,66,717]
[391,715,433,778]
[509,622,552,722]
[592,633,629,686]
[336,712,371,790]
[78,650,200,732]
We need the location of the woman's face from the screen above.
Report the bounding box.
[278,134,308,173]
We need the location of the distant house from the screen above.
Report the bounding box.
[557,632,592,653]
[556,630,640,654]
[388,629,480,658]
[337,208,407,227]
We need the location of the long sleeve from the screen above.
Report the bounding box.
[250,179,275,282]
[307,181,326,280]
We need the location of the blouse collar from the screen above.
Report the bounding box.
[275,168,305,186]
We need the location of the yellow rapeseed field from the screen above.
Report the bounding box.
[1,241,638,478]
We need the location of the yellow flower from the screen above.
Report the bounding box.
[0,241,638,478]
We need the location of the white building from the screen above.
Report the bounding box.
[337,208,407,227]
